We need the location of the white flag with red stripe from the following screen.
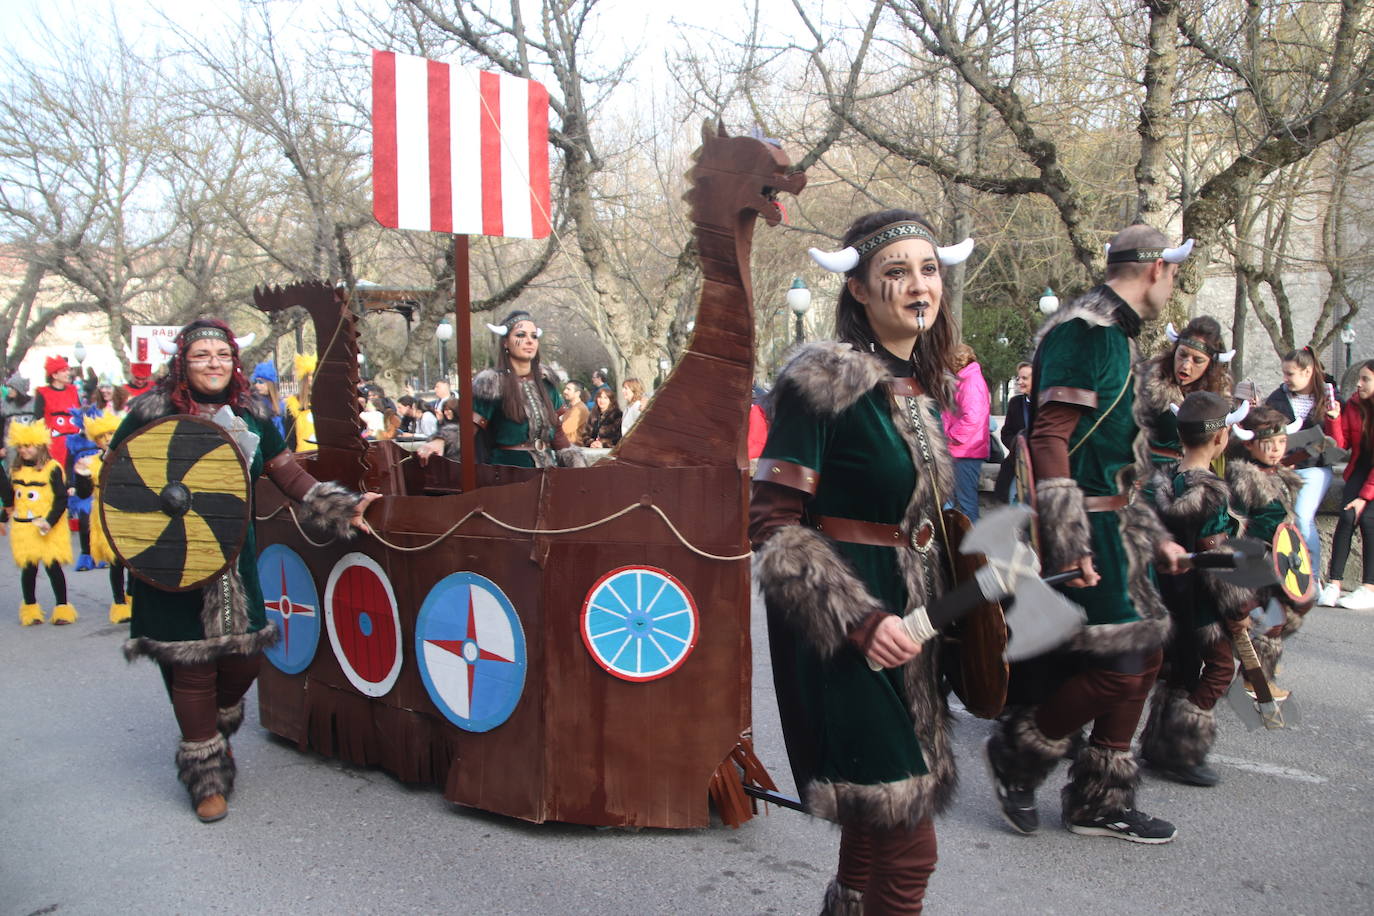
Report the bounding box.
[372,51,551,239]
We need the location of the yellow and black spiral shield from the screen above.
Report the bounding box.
[99,415,250,592]
[1271,521,1316,605]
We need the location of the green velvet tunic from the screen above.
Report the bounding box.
[762,382,937,786]
[1037,312,1144,626]
[476,376,564,468]
[111,404,286,648]
[1147,468,1237,631]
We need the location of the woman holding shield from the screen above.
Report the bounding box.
[108,319,378,823]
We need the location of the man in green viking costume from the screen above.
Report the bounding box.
[985,224,1190,844]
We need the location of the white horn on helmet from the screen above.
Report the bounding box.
[1166,323,1180,343]
[937,238,975,266]
[1161,239,1195,263]
[234,333,255,349]
[1218,349,1236,363]
[157,340,179,356]
[1168,402,1181,415]
[486,323,509,336]
[1225,401,1250,426]
[808,246,860,274]
[1232,426,1255,441]
[1286,418,1303,434]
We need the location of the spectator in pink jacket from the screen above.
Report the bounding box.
[942,343,991,520]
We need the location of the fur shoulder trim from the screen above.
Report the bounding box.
[1136,352,1184,415]
[1153,468,1229,520]
[125,389,173,426]
[773,341,887,418]
[1227,458,1297,509]
[1033,286,1120,350]
[472,368,503,402]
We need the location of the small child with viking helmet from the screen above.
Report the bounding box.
[1138,391,1255,787]
[1226,404,1307,679]
[70,412,132,624]
[4,419,77,626]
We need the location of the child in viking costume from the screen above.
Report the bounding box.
[71,412,131,623]
[1138,392,1254,787]
[751,210,973,913]
[418,310,584,468]
[1227,406,1307,679]
[985,224,1189,845]
[283,353,317,452]
[112,319,377,823]
[5,420,77,626]
[1134,316,1234,468]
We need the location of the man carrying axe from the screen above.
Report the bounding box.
[985,224,1190,844]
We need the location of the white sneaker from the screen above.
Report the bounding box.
[1338,588,1374,610]
[1317,582,1342,606]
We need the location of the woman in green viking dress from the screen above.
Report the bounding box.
[112,319,378,823]
[750,209,972,914]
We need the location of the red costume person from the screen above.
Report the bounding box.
[33,356,82,466]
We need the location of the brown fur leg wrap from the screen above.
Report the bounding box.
[217,701,244,738]
[820,878,864,916]
[1062,744,1138,823]
[1252,632,1282,681]
[1138,687,1216,768]
[176,734,231,804]
[991,706,1072,790]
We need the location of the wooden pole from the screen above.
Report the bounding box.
[455,235,477,493]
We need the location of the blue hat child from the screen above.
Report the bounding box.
[252,361,278,384]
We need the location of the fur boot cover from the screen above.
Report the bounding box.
[1138,685,1217,769]
[123,569,279,665]
[754,341,958,830]
[176,734,232,804]
[108,601,131,624]
[989,705,1073,791]
[19,603,45,626]
[218,701,245,738]
[1062,744,1138,823]
[50,603,78,625]
[296,481,363,543]
[820,878,864,916]
[1252,631,1283,680]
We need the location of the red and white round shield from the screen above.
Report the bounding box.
[323,552,403,698]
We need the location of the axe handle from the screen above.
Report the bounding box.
[1231,629,1275,704]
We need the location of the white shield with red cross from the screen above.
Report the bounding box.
[324,552,403,698]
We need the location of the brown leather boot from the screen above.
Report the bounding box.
[196,793,228,823]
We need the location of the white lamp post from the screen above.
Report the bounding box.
[1341,323,1356,370]
[435,319,454,380]
[787,277,813,345]
[1038,287,1059,315]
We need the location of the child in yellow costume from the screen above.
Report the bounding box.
[5,420,76,625]
[284,353,317,453]
[72,412,131,623]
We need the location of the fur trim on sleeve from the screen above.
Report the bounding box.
[295,481,363,542]
[772,342,887,418]
[1035,478,1093,572]
[753,524,886,658]
[472,368,503,402]
[1227,458,1299,512]
[1155,468,1230,522]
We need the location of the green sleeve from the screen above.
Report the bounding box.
[759,384,832,474]
[475,397,499,422]
[1037,319,1107,392]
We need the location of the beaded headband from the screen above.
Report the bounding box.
[184,327,231,345]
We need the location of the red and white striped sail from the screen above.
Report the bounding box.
[372,50,551,239]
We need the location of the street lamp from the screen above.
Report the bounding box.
[1038,287,1059,315]
[435,319,454,381]
[72,340,87,371]
[787,277,812,346]
[356,351,368,381]
[658,357,671,389]
[1341,323,1356,370]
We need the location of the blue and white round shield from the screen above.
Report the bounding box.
[581,565,698,682]
[415,572,527,733]
[258,544,320,675]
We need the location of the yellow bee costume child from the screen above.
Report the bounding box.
[5,420,76,625]
[72,412,131,623]
[283,353,317,453]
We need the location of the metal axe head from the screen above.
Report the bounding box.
[958,505,1086,661]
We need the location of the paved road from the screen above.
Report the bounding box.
[2,535,1371,915]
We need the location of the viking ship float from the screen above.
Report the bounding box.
[246,125,806,828]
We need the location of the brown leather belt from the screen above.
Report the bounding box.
[812,514,935,551]
[1083,493,1128,512]
[1197,532,1228,552]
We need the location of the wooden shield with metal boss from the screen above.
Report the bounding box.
[939,508,1008,719]
[99,415,251,592]
[1270,521,1316,605]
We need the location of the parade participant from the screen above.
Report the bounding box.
[33,355,82,467]
[5,419,77,626]
[751,209,973,913]
[1265,347,1338,583]
[1320,360,1374,609]
[985,224,1188,844]
[251,361,287,439]
[284,353,317,452]
[1134,316,1234,468]
[1138,393,1253,787]
[1226,406,1305,677]
[90,377,118,413]
[117,361,156,410]
[941,342,990,520]
[64,410,104,571]
[2,372,36,444]
[112,319,377,823]
[70,412,131,623]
